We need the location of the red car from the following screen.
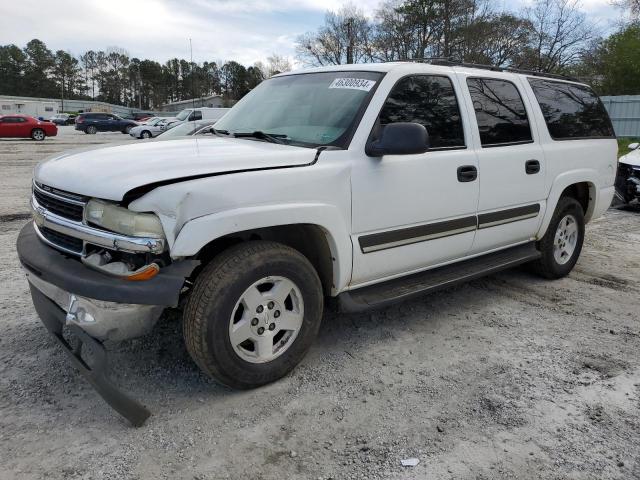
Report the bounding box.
[0,115,58,141]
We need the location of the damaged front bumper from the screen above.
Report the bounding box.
[16,222,199,426]
[615,162,640,203]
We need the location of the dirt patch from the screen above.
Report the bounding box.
[0,134,639,479]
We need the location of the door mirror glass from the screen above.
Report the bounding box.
[366,122,429,157]
[628,142,639,150]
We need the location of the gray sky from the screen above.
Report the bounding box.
[0,0,623,66]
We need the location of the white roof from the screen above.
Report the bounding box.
[277,62,587,86]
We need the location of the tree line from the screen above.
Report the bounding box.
[1,0,639,107]
[296,0,640,95]
[0,40,291,109]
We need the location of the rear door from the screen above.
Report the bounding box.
[459,74,546,253]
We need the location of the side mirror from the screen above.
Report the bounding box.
[366,122,430,157]
[628,142,639,150]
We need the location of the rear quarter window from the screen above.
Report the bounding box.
[528,79,615,140]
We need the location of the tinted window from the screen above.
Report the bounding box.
[191,111,203,121]
[528,79,615,140]
[2,117,24,123]
[378,75,465,149]
[467,78,532,146]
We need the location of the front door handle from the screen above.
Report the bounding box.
[526,159,541,175]
[457,165,478,182]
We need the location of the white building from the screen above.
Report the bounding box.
[0,97,58,118]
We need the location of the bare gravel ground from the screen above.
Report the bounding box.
[1,131,639,480]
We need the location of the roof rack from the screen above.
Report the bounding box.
[390,58,581,83]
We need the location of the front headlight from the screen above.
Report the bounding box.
[86,199,165,238]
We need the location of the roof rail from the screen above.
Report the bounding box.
[388,58,581,83]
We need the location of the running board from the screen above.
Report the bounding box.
[339,242,541,312]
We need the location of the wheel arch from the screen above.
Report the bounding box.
[169,204,353,295]
[193,224,336,296]
[538,171,598,239]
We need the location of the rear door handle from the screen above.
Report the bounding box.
[457,165,478,182]
[526,159,541,175]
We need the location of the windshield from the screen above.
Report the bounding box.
[146,117,163,126]
[175,109,192,121]
[214,71,383,148]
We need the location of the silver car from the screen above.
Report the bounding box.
[129,118,177,139]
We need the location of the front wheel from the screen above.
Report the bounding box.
[31,128,45,141]
[123,125,133,134]
[531,196,585,279]
[141,130,152,139]
[183,241,324,389]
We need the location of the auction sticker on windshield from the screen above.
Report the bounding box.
[329,78,376,92]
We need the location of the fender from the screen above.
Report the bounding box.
[170,203,353,294]
[537,168,598,239]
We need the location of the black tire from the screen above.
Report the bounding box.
[531,196,585,279]
[141,130,151,139]
[86,125,97,134]
[183,241,323,389]
[123,125,133,134]
[31,128,45,141]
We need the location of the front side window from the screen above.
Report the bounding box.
[214,71,383,148]
[528,79,615,140]
[377,75,465,149]
[467,78,533,146]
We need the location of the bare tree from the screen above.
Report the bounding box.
[612,0,640,16]
[295,4,374,66]
[520,0,596,72]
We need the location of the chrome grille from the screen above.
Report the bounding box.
[33,188,84,221]
[32,182,88,255]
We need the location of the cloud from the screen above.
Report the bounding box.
[0,0,621,66]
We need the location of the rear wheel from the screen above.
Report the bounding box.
[531,196,585,279]
[183,241,324,389]
[31,128,45,141]
[86,125,97,134]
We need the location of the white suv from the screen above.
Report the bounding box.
[17,62,617,425]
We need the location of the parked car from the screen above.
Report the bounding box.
[615,142,640,205]
[17,62,617,425]
[133,112,155,121]
[173,107,229,125]
[75,112,137,134]
[155,120,217,139]
[49,113,77,125]
[129,118,178,139]
[0,114,57,140]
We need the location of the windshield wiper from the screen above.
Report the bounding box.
[233,131,288,145]
[211,128,230,136]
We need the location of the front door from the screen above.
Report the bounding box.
[459,75,547,254]
[350,74,480,286]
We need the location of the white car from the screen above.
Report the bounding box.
[129,117,176,139]
[615,142,640,204]
[18,62,617,425]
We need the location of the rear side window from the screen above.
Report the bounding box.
[378,75,465,149]
[528,79,615,140]
[467,78,532,147]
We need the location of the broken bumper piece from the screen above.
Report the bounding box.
[30,286,151,427]
[16,222,200,426]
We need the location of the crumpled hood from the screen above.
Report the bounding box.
[34,137,316,201]
[619,149,640,167]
